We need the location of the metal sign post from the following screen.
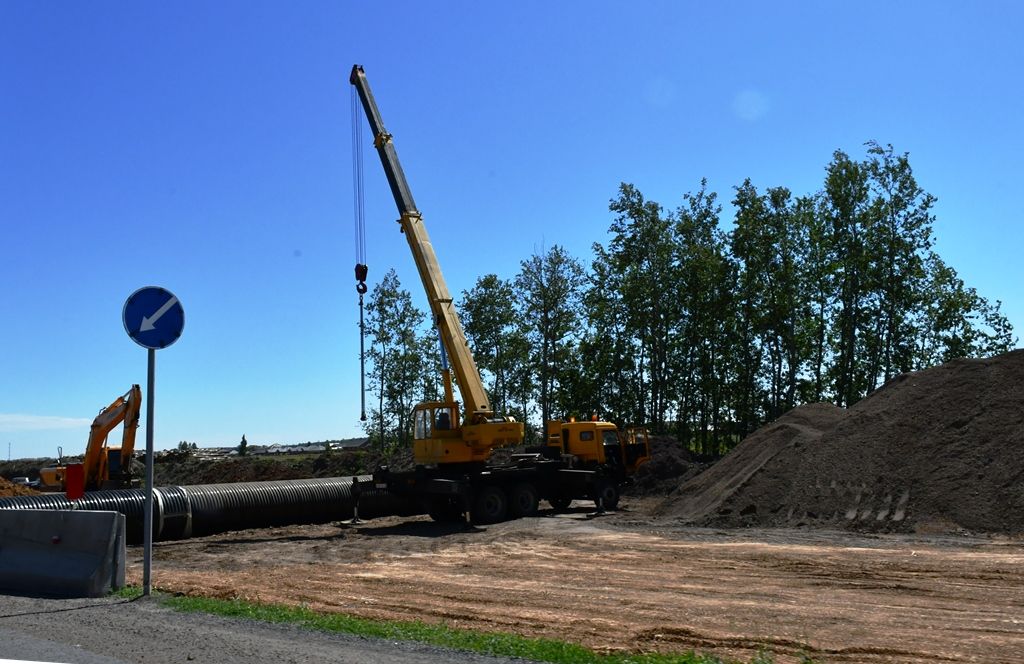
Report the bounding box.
[123,286,185,597]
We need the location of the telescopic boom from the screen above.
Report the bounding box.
[349,64,492,419]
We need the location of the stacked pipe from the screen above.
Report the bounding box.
[0,477,419,544]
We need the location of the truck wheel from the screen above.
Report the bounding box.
[593,482,620,510]
[548,496,572,511]
[471,485,508,524]
[428,497,464,523]
[509,483,539,518]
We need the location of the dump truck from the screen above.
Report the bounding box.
[349,65,649,524]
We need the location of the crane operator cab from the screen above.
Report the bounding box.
[412,401,524,466]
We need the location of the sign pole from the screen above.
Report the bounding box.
[143,347,155,596]
[123,285,184,598]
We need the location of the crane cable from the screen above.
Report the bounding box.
[351,86,368,422]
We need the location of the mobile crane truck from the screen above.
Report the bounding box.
[349,65,649,524]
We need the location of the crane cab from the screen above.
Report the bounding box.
[412,401,524,466]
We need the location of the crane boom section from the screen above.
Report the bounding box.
[350,65,491,416]
[400,211,490,414]
[349,65,417,216]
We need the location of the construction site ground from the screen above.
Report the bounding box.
[128,496,1024,664]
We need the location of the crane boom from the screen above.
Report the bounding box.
[349,64,491,418]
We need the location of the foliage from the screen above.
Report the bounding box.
[176,441,198,455]
[360,142,1015,456]
[363,268,427,455]
[515,246,586,434]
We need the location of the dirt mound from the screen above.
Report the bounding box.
[653,403,844,520]
[153,452,369,486]
[657,350,1024,534]
[628,435,710,496]
[0,477,40,497]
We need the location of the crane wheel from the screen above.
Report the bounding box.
[548,496,572,511]
[509,483,539,518]
[593,482,620,510]
[427,496,465,523]
[471,485,508,524]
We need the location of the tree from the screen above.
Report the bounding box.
[460,274,525,415]
[601,184,679,432]
[237,435,248,456]
[822,150,873,407]
[364,269,427,454]
[671,182,731,453]
[862,141,935,387]
[515,245,585,429]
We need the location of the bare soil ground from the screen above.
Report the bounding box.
[0,477,39,497]
[128,496,1024,664]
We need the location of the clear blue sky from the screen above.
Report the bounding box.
[2,1,1021,459]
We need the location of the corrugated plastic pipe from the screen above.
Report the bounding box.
[0,476,419,544]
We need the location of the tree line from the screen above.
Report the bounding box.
[361,143,1015,456]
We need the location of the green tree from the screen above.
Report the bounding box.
[822,150,874,407]
[364,269,427,454]
[672,182,732,453]
[515,245,585,430]
[862,141,935,387]
[460,274,524,415]
[601,184,679,432]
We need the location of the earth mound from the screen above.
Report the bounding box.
[0,477,40,497]
[628,435,710,496]
[656,350,1024,534]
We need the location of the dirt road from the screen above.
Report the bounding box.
[131,498,1024,663]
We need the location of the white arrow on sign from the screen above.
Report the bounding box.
[140,296,179,332]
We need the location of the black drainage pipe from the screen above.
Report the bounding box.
[0,477,420,544]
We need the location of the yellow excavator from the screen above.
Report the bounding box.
[39,385,142,492]
[350,65,649,522]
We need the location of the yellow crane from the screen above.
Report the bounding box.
[350,65,648,522]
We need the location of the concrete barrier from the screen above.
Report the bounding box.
[0,509,126,598]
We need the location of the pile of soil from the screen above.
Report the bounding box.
[656,350,1024,534]
[627,435,710,496]
[0,477,39,497]
[153,452,369,486]
[0,457,58,482]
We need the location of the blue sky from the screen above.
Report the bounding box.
[2,1,1021,459]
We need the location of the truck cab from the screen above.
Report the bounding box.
[544,419,651,475]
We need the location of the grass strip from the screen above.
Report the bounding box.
[161,593,780,664]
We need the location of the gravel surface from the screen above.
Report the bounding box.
[0,594,526,664]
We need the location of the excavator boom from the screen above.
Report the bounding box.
[83,384,142,489]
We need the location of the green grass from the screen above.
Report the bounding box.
[111,584,143,599]
[161,594,790,664]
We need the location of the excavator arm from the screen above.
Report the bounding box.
[83,385,142,489]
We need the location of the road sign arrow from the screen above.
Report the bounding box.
[140,296,179,332]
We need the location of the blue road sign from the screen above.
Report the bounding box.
[123,287,185,350]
